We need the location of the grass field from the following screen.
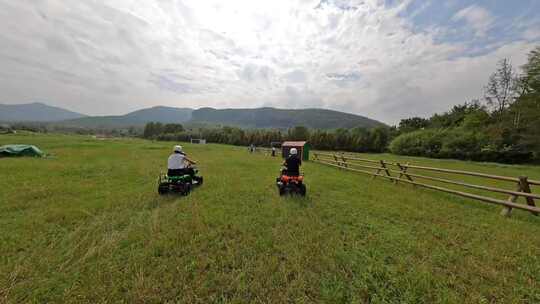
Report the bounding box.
[1,133,539,303]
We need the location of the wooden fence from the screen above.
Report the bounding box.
[254,147,282,157]
[312,152,540,216]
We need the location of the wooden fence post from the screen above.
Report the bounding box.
[500,181,521,217]
[374,160,393,182]
[372,162,382,180]
[341,154,348,168]
[520,176,538,216]
[501,176,538,217]
[333,154,341,169]
[396,162,414,185]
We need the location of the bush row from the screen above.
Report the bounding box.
[389,129,534,164]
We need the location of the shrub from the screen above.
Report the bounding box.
[389,129,445,156]
[155,132,191,142]
[438,130,489,159]
[389,129,532,163]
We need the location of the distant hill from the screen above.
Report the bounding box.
[0,102,86,122]
[123,106,193,123]
[61,106,384,129]
[2,102,385,130]
[190,107,385,129]
[61,106,193,128]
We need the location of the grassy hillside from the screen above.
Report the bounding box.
[60,106,193,128]
[3,104,384,130]
[57,115,144,128]
[191,107,386,129]
[0,102,85,122]
[1,133,539,303]
[52,106,384,130]
[123,106,192,123]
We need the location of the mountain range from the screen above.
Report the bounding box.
[0,102,385,129]
[191,107,384,129]
[0,102,86,122]
[59,106,193,128]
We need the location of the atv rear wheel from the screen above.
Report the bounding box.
[182,183,192,196]
[299,184,307,196]
[158,183,169,195]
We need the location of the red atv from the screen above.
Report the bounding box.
[276,168,306,196]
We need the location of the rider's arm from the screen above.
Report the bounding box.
[185,156,197,164]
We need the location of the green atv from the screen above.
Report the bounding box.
[157,166,203,195]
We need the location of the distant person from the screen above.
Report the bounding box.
[249,143,255,153]
[271,147,276,157]
[168,145,197,177]
[283,148,301,176]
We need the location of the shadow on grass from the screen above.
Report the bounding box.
[418,188,540,224]
[280,194,313,208]
[146,193,188,210]
[140,146,164,150]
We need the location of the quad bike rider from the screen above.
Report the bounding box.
[276,147,306,196]
[158,145,203,195]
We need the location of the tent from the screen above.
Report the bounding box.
[0,144,44,157]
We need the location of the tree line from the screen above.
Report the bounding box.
[389,47,540,163]
[143,123,394,153]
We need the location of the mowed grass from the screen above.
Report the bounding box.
[1,133,539,303]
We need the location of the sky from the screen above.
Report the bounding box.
[0,0,539,124]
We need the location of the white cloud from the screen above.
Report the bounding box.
[0,0,537,124]
[451,5,494,37]
[523,28,540,40]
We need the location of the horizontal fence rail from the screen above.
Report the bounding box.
[312,152,540,216]
[251,146,282,157]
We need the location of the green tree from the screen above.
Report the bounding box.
[461,109,490,131]
[398,117,429,133]
[288,126,310,141]
[484,58,519,119]
[143,122,164,138]
[334,128,351,150]
[369,127,390,152]
[163,123,184,134]
[513,47,540,155]
[430,101,484,129]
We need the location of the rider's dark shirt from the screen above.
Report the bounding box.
[285,155,301,175]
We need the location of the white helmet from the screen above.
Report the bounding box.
[290,148,298,155]
[173,145,183,153]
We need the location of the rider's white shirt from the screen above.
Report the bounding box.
[168,153,186,169]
